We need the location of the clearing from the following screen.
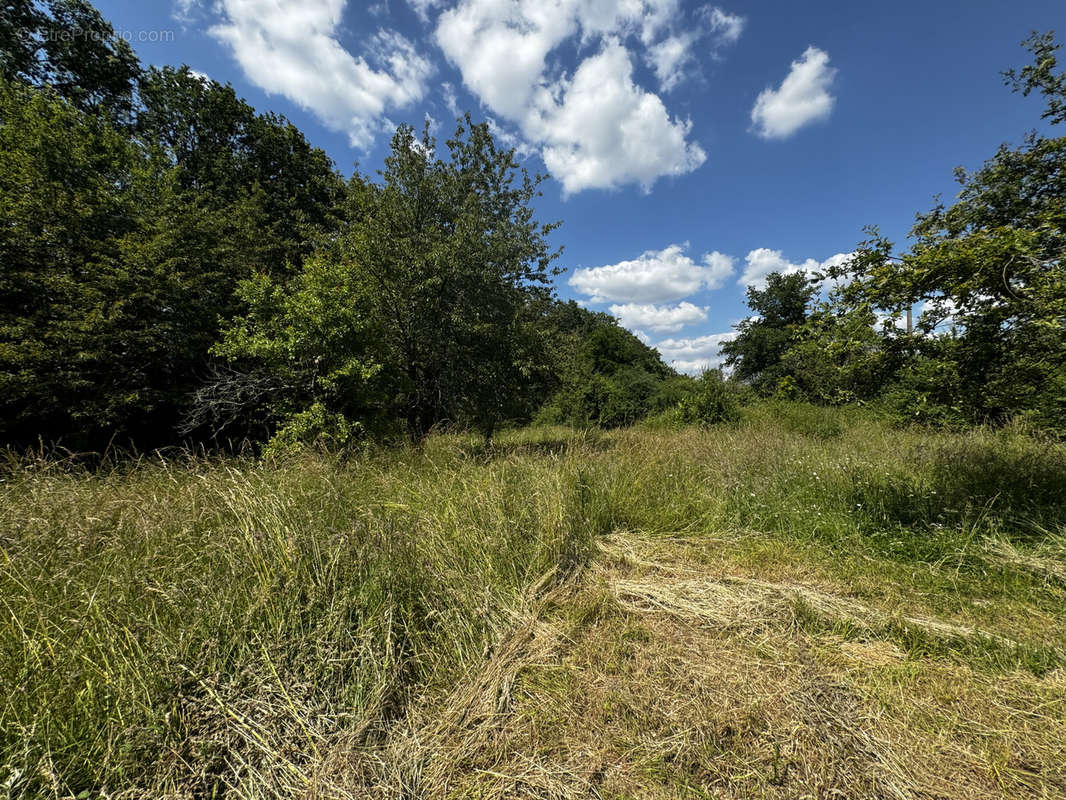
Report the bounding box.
[4,406,1066,798]
[380,530,1066,799]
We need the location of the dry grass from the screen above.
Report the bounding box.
[4,407,1066,798]
[380,531,1066,800]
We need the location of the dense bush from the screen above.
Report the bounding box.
[671,370,742,427]
[877,355,968,430]
[536,315,677,429]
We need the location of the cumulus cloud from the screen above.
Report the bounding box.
[655,331,737,374]
[647,34,695,93]
[435,0,572,120]
[570,244,734,303]
[435,0,741,194]
[751,46,836,139]
[209,0,433,149]
[818,251,854,273]
[739,247,819,287]
[528,40,707,194]
[608,301,708,333]
[702,250,736,288]
[739,248,851,288]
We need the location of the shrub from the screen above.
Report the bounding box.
[537,368,663,428]
[879,357,967,430]
[263,402,365,458]
[681,370,742,426]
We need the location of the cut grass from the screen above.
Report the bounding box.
[406,531,1066,799]
[2,406,1066,797]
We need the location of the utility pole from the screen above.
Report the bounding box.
[906,305,912,335]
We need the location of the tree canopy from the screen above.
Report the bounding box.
[715,32,1066,434]
[2,1,1065,448]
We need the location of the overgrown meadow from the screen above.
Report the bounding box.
[2,404,1065,798]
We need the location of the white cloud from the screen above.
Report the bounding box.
[409,0,445,23]
[209,0,433,150]
[738,248,851,288]
[648,34,695,92]
[173,0,199,22]
[751,46,836,139]
[441,81,460,116]
[435,0,740,194]
[739,247,819,287]
[655,331,737,374]
[570,243,733,303]
[528,40,706,194]
[645,6,743,91]
[702,250,735,289]
[487,116,538,159]
[705,7,744,44]
[435,0,573,121]
[818,251,853,273]
[608,301,708,333]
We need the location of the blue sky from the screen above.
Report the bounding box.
[96,0,1063,372]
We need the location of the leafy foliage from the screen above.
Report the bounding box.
[215,119,560,445]
[721,271,817,396]
[673,369,742,426]
[137,66,346,270]
[777,300,900,405]
[0,0,140,120]
[819,33,1066,431]
[0,78,144,443]
[535,305,677,428]
[0,4,349,448]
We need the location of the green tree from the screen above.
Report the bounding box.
[0,0,350,448]
[0,77,142,444]
[0,0,141,120]
[209,252,383,450]
[533,302,676,428]
[777,300,898,404]
[0,74,287,447]
[137,66,346,271]
[826,34,1066,430]
[215,118,560,445]
[721,271,817,395]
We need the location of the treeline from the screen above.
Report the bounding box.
[3,3,1063,450]
[723,32,1066,436]
[0,0,713,453]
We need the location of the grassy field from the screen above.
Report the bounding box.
[2,403,1066,798]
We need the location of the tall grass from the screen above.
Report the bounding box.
[2,409,1065,797]
[0,434,612,798]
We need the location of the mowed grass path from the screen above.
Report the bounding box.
[2,404,1065,797]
